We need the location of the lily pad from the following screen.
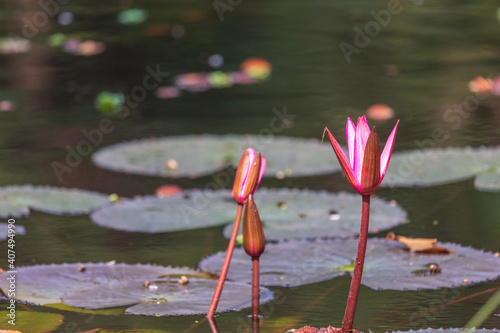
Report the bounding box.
[90,190,236,233]
[223,189,407,240]
[0,263,273,316]
[0,311,63,333]
[0,185,111,216]
[90,189,405,235]
[0,199,29,218]
[0,222,26,241]
[91,134,339,178]
[198,238,500,289]
[382,146,500,188]
[63,277,273,316]
[474,170,500,192]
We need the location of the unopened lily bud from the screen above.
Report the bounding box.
[232,149,266,204]
[243,195,265,258]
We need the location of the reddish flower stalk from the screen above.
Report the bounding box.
[207,149,266,318]
[325,116,398,333]
[208,316,220,333]
[342,194,370,333]
[243,195,266,317]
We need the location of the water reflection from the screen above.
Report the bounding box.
[208,316,260,333]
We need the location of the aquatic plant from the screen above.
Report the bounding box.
[325,116,399,333]
[207,148,266,318]
[242,194,266,317]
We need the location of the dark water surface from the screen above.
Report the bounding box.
[0,0,499,332]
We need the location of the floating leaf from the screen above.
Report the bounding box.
[223,189,407,240]
[0,263,198,305]
[90,189,405,235]
[0,199,29,218]
[92,134,339,178]
[0,222,26,241]
[0,185,111,216]
[474,170,500,192]
[0,311,63,333]
[90,190,235,233]
[382,146,500,188]
[0,263,273,316]
[385,232,445,253]
[199,238,500,289]
[64,278,273,316]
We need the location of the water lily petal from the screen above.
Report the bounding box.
[325,128,358,189]
[346,118,356,169]
[254,156,267,193]
[232,148,257,204]
[354,116,371,182]
[380,120,399,180]
[360,127,381,195]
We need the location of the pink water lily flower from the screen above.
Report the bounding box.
[232,148,267,204]
[325,116,399,196]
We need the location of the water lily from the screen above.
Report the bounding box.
[243,194,265,258]
[207,148,266,319]
[324,116,399,195]
[242,194,266,317]
[324,116,399,333]
[232,148,266,204]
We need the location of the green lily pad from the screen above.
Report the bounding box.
[474,170,500,192]
[0,199,29,218]
[382,146,500,188]
[0,185,111,216]
[0,263,273,316]
[91,134,339,178]
[223,189,406,240]
[90,189,405,235]
[90,190,236,233]
[0,310,63,333]
[199,238,500,289]
[0,263,197,305]
[0,222,26,241]
[63,278,273,316]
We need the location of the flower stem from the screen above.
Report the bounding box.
[341,194,370,333]
[252,315,260,333]
[251,256,260,317]
[207,317,220,333]
[207,203,244,318]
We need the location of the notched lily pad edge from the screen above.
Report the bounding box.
[0,185,113,216]
[0,262,213,307]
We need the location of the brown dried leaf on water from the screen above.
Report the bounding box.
[417,245,454,255]
[385,232,453,254]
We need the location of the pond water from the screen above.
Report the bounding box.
[0,0,499,332]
